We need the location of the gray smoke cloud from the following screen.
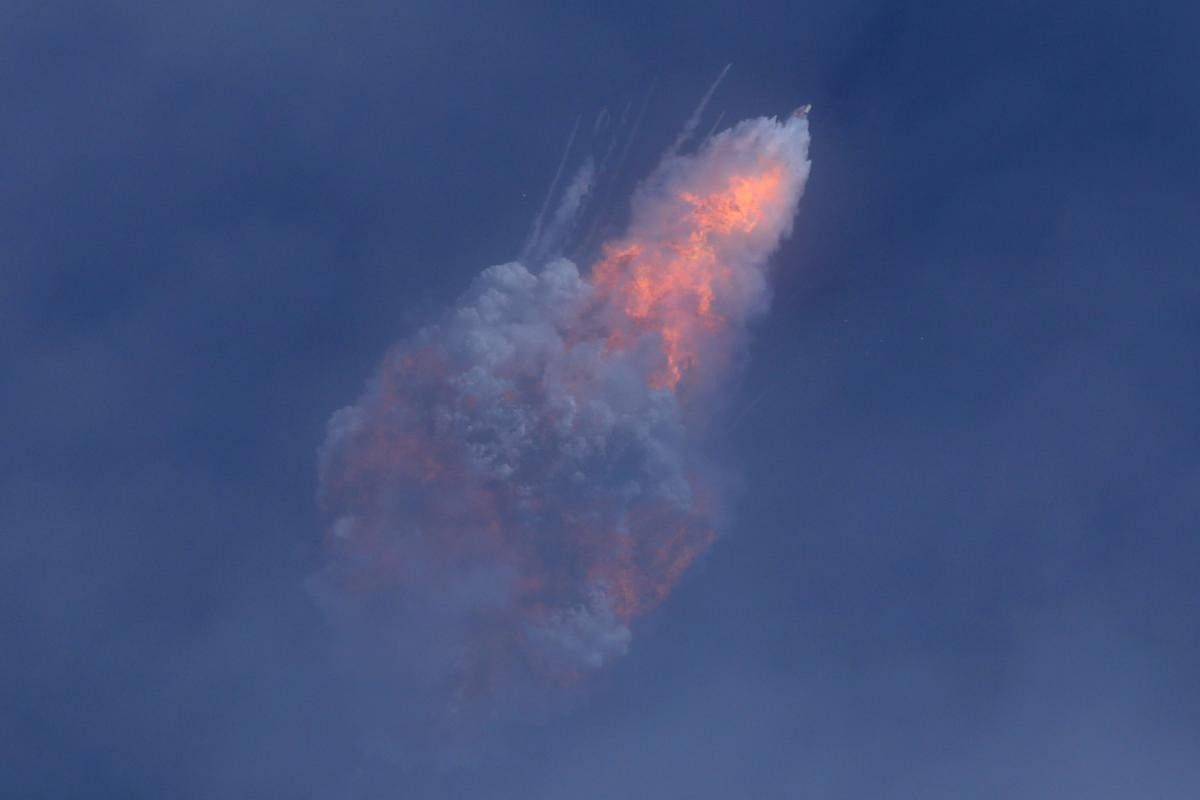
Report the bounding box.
[315,114,811,764]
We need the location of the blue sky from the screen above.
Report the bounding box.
[4,1,1198,797]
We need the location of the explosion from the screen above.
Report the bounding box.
[316,112,811,757]
[593,162,788,388]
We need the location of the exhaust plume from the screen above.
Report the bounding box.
[316,112,811,760]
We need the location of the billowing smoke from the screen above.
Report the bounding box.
[316,113,811,761]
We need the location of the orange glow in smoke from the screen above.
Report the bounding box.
[319,123,806,726]
[593,163,785,388]
[323,164,790,689]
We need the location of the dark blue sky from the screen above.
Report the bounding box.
[4,1,1198,797]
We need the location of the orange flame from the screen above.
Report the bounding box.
[593,163,785,388]
[317,117,808,739]
[322,161,791,666]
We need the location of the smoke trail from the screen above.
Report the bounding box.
[527,157,596,265]
[703,108,727,142]
[316,112,811,761]
[593,106,609,136]
[521,115,582,263]
[574,80,658,260]
[663,63,732,160]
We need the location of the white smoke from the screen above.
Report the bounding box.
[316,113,811,761]
[522,115,582,262]
[663,63,732,160]
[526,158,596,265]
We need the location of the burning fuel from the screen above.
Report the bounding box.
[316,112,811,759]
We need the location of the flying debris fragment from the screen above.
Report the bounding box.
[792,103,812,119]
[316,109,812,761]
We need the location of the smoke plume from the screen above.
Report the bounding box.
[316,113,811,761]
